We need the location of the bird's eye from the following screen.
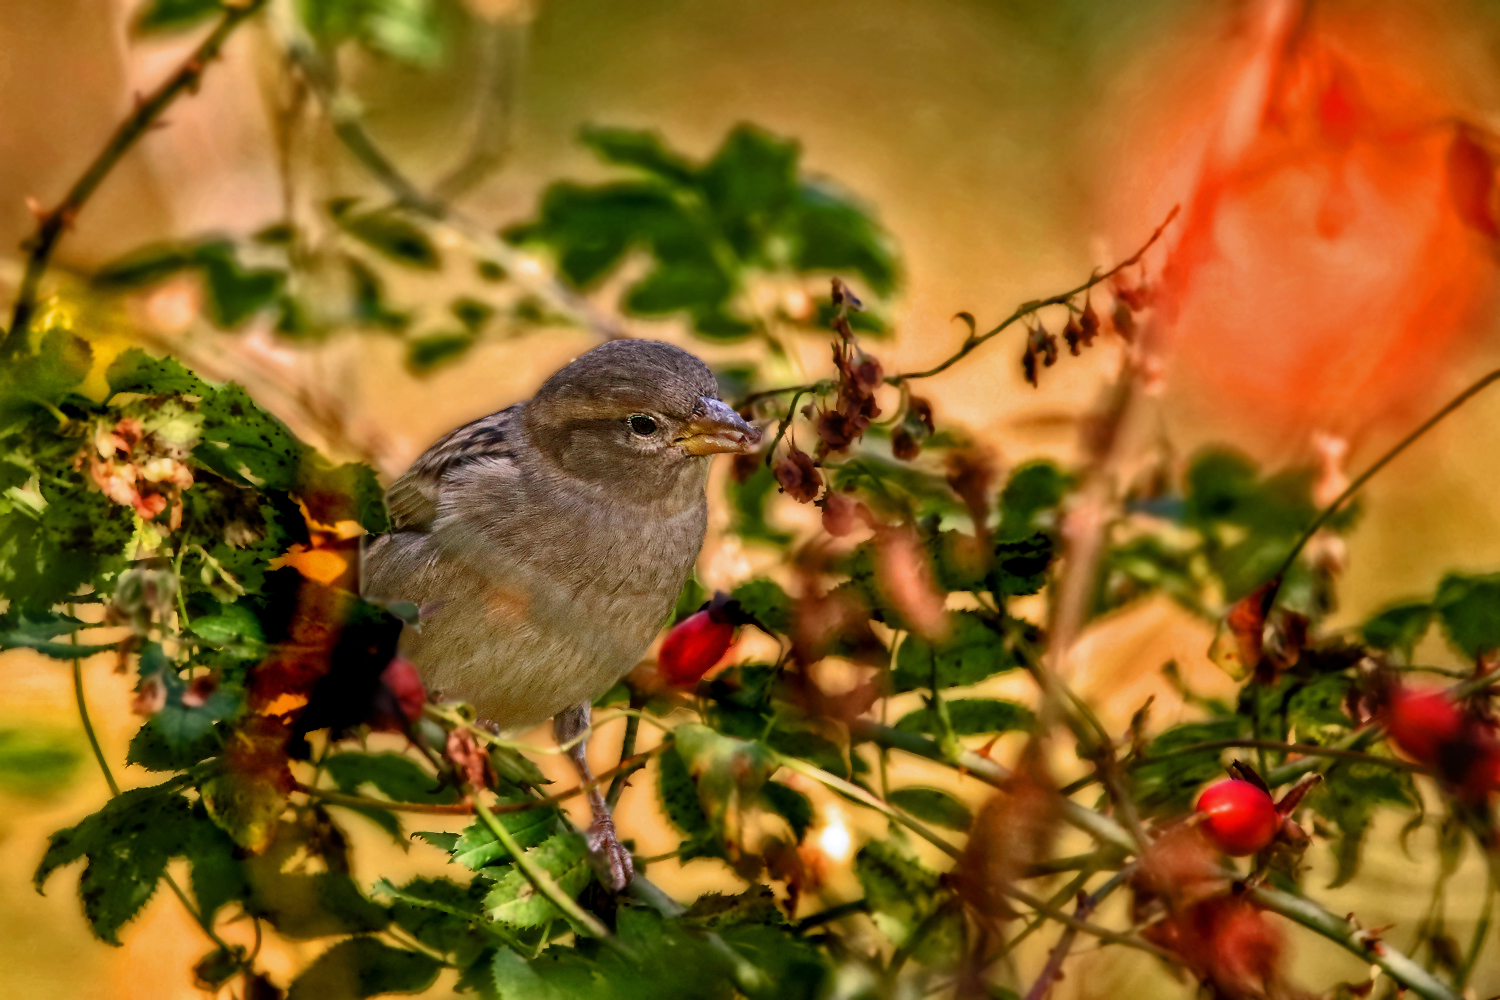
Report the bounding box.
[627,414,658,436]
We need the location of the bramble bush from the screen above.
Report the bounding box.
[6,3,1500,1000]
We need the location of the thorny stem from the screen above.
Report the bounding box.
[469,792,615,941]
[1022,871,1125,1000]
[1002,884,1168,961]
[2,0,269,357]
[1249,887,1462,1000]
[1266,367,1500,607]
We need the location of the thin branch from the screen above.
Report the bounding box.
[887,207,1179,384]
[281,35,626,340]
[2,0,268,357]
[1266,367,1500,604]
[774,754,963,860]
[848,719,1137,855]
[1249,886,1461,1000]
[296,748,661,816]
[1003,884,1169,961]
[605,688,646,809]
[1023,871,1126,1000]
[1137,739,1430,776]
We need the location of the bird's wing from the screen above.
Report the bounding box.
[385,403,525,532]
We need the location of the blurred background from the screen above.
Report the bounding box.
[8,0,1500,996]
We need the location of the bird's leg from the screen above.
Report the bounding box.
[553,703,633,891]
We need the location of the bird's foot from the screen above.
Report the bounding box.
[585,810,633,891]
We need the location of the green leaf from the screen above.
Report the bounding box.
[287,937,442,1000]
[0,726,82,798]
[450,296,495,334]
[93,244,199,287]
[1132,719,1243,815]
[888,787,972,831]
[136,0,222,31]
[34,784,196,945]
[894,698,1033,737]
[490,948,560,1000]
[580,125,697,186]
[854,838,943,947]
[730,578,792,634]
[989,533,1054,597]
[998,462,1069,542]
[0,609,117,659]
[337,208,441,269]
[658,737,715,851]
[196,243,284,329]
[106,348,211,397]
[324,752,458,806]
[726,463,792,546]
[766,726,847,780]
[194,382,306,491]
[759,782,813,842]
[243,860,391,939]
[891,612,1016,693]
[1362,602,1433,656]
[1435,573,1500,658]
[786,182,899,297]
[189,603,265,646]
[382,877,492,966]
[701,125,799,253]
[348,258,410,332]
[1313,761,1416,887]
[482,832,593,927]
[406,332,475,374]
[141,646,242,749]
[682,885,784,929]
[450,805,558,870]
[126,722,224,772]
[184,815,249,922]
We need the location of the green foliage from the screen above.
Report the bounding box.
[1434,572,1500,658]
[888,787,972,831]
[135,0,224,33]
[508,124,899,341]
[0,725,83,797]
[1311,762,1416,888]
[891,612,1018,692]
[894,697,1034,737]
[287,936,442,1000]
[1131,719,1243,815]
[298,0,443,66]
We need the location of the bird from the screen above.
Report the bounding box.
[360,339,761,889]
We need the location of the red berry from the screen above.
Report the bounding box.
[1196,780,1279,856]
[1385,686,1463,764]
[380,656,427,723]
[658,610,735,686]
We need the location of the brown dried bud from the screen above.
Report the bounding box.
[891,428,921,461]
[773,448,822,503]
[133,673,168,716]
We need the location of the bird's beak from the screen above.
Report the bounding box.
[676,398,762,456]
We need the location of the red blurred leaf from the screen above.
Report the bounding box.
[1447,126,1500,239]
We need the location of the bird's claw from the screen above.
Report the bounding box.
[586,810,633,891]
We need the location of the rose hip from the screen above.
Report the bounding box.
[658,609,736,686]
[1384,686,1463,764]
[1196,779,1279,856]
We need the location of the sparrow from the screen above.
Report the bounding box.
[360,339,761,888]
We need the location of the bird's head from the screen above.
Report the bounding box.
[523,339,761,498]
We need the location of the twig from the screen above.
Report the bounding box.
[297,748,661,816]
[848,719,1137,855]
[1249,886,1461,1000]
[469,793,614,940]
[1,0,268,357]
[774,754,962,859]
[732,209,1180,410]
[795,899,870,931]
[1023,872,1126,1000]
[888,207,1179,384]
[1003,883,1169,961]
[1265,367,1500,608]
[605,688,646,809]
[1137,739,1430,776]
[280,34,626,340]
